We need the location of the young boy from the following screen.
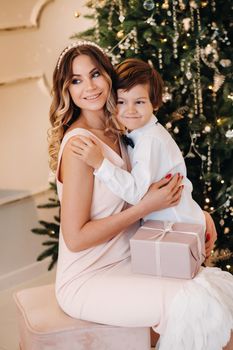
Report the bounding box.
[71,58,216,256]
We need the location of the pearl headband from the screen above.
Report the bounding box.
[56,40,107,70]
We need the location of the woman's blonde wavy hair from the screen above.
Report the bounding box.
[48,44,120,173]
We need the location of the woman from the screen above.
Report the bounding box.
[49,41,233,349]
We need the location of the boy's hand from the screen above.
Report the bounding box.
[70,136,104,169]
[203,211,217,259]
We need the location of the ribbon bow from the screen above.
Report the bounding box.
[141,221,203,277]
[121,134,134,148]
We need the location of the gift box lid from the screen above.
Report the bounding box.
[130,220,205,263]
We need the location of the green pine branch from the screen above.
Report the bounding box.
[31,182,60,270]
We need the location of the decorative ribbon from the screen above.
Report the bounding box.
[141,221,203,277]
[121,134,135,148]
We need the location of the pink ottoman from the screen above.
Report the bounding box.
[14,284,150,350]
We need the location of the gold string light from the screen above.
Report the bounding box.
[172,0,179,58]
[74,11,81,18]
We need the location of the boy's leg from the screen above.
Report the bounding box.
[223,332,233,350]
[150,328,160,348]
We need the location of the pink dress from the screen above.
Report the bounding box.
[56,128,233,350]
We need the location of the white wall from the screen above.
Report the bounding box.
[0,190,58,290]
[0,0,92,195]
[0,0,93,288]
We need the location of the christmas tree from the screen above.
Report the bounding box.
[31,182,60,270]
[73,0,233,272]
[32,0,233,272]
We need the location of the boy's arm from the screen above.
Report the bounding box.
[71,135,162,205]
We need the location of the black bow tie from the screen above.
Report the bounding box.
[121,134,135,148]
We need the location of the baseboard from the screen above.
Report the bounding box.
[0,185,50,206]
[0,257,51,291]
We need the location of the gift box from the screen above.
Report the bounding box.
[130,220,205,279]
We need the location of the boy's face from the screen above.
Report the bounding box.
[116,84,154,131]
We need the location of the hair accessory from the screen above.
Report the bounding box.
[57,40,107,70]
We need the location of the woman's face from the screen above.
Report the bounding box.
[68,54,110,114]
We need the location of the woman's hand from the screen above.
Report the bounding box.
[138,174,183,217]
[203,211,217,259]
[70,136,104,169]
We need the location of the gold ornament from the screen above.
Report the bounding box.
[86,0,94,6]
[201,1,208,7]
[178,0,186,10]
[172,112,184,120]
[129,0,137,8]
[117,30,124,39]
[98,0,106,8]
[220,59,231,67]
[74,11,81,18]
[204,125,211,133]
[220,219,225,226]
[87,0,106,8]
[182,18,191,31]
[213,73,225,93]
[171,106,188,120]
[190,0,197,9]
[162,2,169,9]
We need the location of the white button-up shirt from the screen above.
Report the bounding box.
[95,115,205,228]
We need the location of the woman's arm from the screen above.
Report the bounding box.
[203,211,217,259]
[61,142,183,252]
[71,135,170,205]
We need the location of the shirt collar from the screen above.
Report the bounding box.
[126,114,158,144]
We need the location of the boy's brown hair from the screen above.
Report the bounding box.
[115,58,163,110]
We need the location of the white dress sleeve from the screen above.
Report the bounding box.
[94,136,162,205]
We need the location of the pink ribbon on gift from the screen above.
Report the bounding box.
[141,221,203,277]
